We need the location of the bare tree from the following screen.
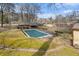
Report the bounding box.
[18,3,41,24]
[0,3,4,27]
[0,3,15,27]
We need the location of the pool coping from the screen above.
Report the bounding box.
[22,29,52,38]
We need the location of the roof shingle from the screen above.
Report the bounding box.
[73,23,79,30]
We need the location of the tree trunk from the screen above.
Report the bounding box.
[21,10,24,22]
[1,7,4,27]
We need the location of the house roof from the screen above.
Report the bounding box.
[72,23,79,30]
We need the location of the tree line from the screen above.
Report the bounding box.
[0,3,79,28]
[0,3,41,27]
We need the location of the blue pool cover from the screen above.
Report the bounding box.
[23,29,51,38]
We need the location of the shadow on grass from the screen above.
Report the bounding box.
[32,37,53,56]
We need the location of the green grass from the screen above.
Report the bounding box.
[0,49,34,56]
[0,29,59,49]
[0,29,78,56]
[0,29,44,49]
[0,46,79,56]
[0,49,48,56]
[47,46,79,56]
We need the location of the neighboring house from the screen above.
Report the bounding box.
[72,23,79,48]
[55,23,68,31]
[54,21,78,32]
[42,20,77,32]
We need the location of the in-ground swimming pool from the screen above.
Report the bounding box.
[23,29,52,38]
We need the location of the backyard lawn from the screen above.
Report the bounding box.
[0,49,34,56]
[46,46,79,56]
[0,29,45,49]
[0,29,79,56]
[0,45,79,56]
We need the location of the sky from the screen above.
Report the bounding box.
[16,3,79,18]
[37,3,79,18]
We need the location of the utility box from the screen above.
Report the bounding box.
[73,23,79,48]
